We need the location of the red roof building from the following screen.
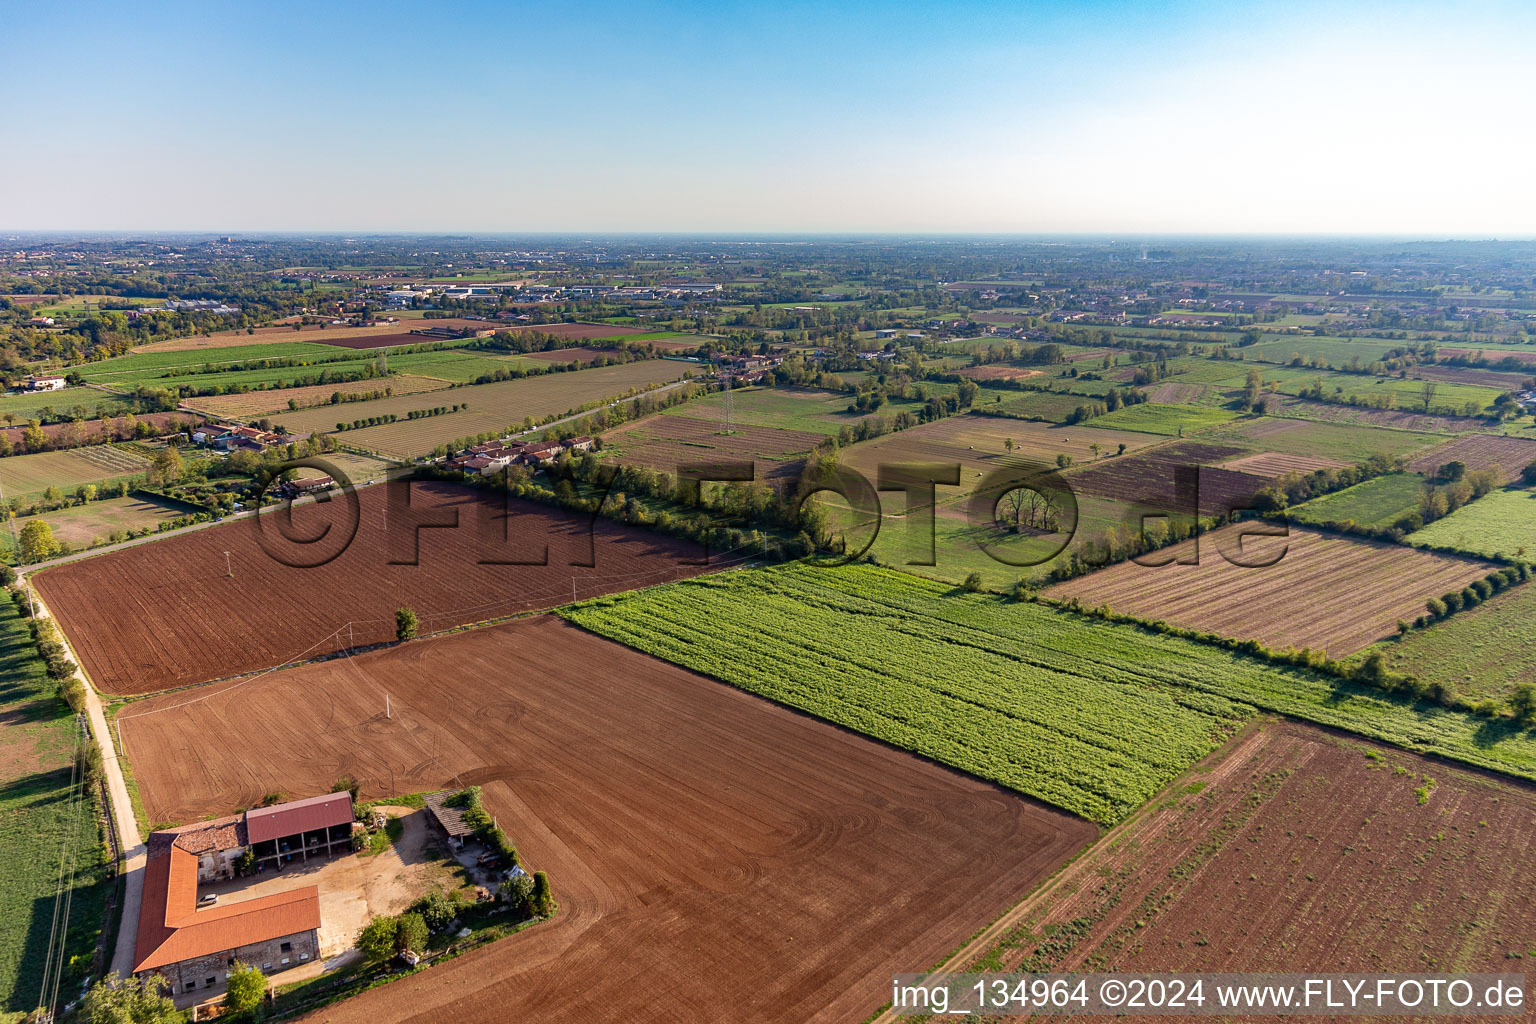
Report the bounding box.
[245,792,354,845]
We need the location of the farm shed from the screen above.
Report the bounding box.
[134,830,320,998]
[423,790,476,850]
[245,791,356,869]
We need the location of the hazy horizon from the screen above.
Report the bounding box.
[6,0,1534,236]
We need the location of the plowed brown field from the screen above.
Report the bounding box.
[1045,525,1497,656]
[35,482,712,695]
[1409,434,1536,485]
[1068,440,1261,517]
[956,365,1045,381]
[928,719,1536,1023]
[1220,451,1350,478]
[121,616,1096,1024]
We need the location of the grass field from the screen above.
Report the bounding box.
[1197,417,1446,462]
[278,361,691,457]
[0,388,130,424]
[0,601,111,1013]
[659,386,926,435]
[0,496,183,561]
[973,390,1094,423]
[182,374,453,419]
[1374,581,1536,704]
[0,446,150,500]
[568,564,1536,813]
[1090,403,1241,436]
[1408,486,1536,558]
[1289,472,1426,530]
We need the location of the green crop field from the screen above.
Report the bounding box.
[567,564,1536,823]
[0,445,151,500]
[1090,403,1241,436]
[1374,581,1536,704]
[1409,487,1536,558]
[1290,473,1426,530]
[567,564,1252,825]
[75,341,346,381]
[0,602,111,1013]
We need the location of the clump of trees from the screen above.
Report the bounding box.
[80,973,182,1024]
[1413,564,1529,631]
[358,911,429,964]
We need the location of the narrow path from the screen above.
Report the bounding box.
[21,583,146,980]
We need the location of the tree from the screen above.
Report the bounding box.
[332,774,360,802]
[500,873,535,913]
[394,911,428,954]
[1243,368,1264,409]
[529,871,556,917]
[151,445,184,486]
[19,519,61,563]
[413,890,457,932]
[1510,683,1536,727]
[225,961,267,1017]
[357,916,399,963]
[395,607,418,642]
[82,973,183,1024]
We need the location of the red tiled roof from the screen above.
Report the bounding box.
[244,792,353,845]
[162,814,246,856]
[134,842,319,973]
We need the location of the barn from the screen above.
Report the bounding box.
[132,792,355,998]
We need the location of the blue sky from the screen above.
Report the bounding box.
[3,0,1533,234]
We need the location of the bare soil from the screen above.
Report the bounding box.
[1045,524,1497,656]
[121,616,1097,1024]
[1220,450,1350,478]
[945,720,1536,1023]
[956,365,1045,381]
[1409,434,1536,485]
[35,481,712,695]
